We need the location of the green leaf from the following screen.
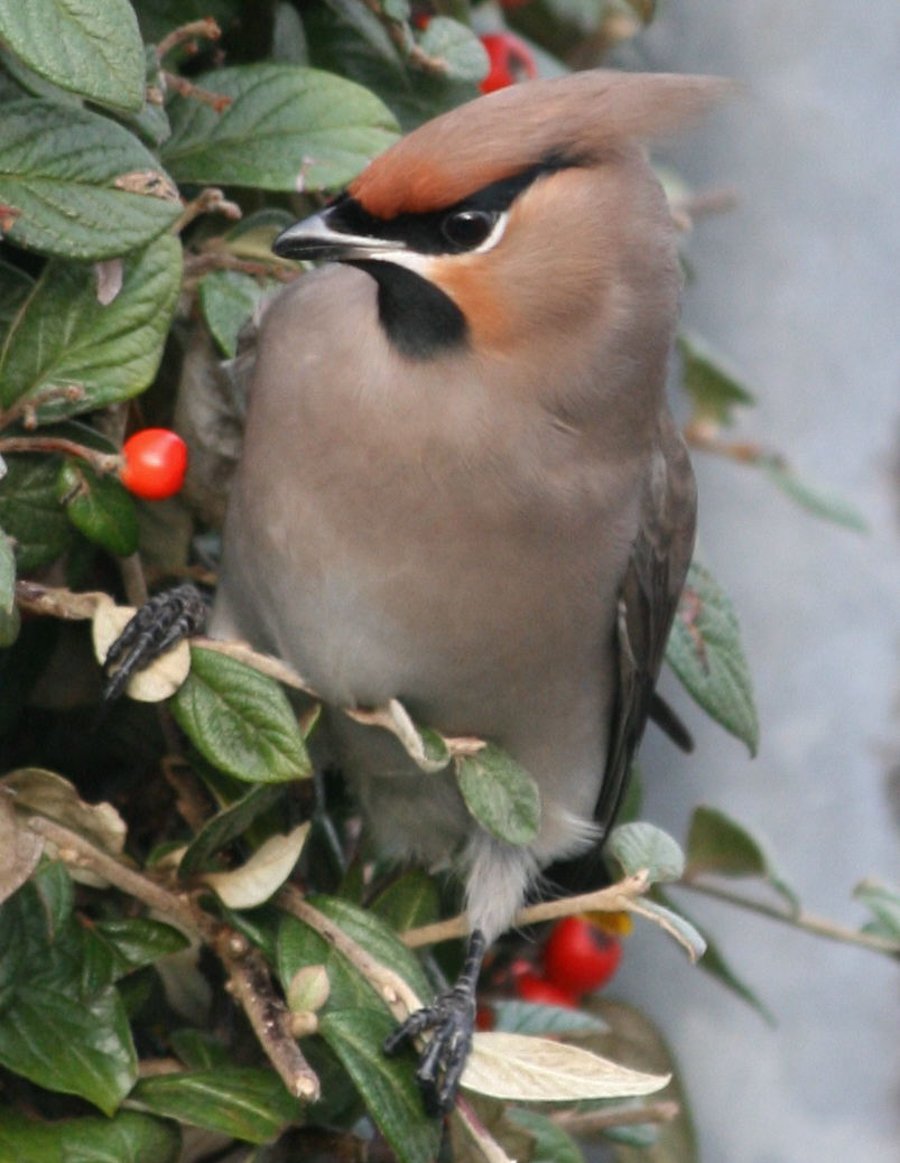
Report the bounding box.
[677,332,755,426]
[696,928,774,1024]
[417,18,489,84]
[0,525,19,646]
[162,64,399,192]
[854,878,900,942]
[125,46,172,150]
[0,100,181,259]
[92,918,190,977]
[0,984,136,1114]
[57,460,139,557]
[760,455,868,532]
[131,1067,301,1144]
[319,1008,442,1163]
[0,259,34,339]
[0,43,82,107]
[606,822,685,883]
[0,0,145,112]
[170,646,312,784]
[0,454,75,571]
[369,869,440,933]
[304,0,478,133]
[0,234,182,422]
[178,782,290,878]
[199,269,278,358]
[0,1109,180,1163]
[490,999,609,1037]
[169,1028,232,1070]
[30,858,73,939]
[507,1108,585,1163]
[455,744,541,846]
[685,805,799,914]
[665,559,759,755]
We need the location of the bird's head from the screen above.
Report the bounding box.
[275,70,728,384]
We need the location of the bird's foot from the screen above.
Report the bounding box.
[103,583,207,701]
[384,929,485,1116]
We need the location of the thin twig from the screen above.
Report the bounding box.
[360,0,450,75]
[0,385,85,431]
[0,435,120,475]
[156,18,221,62]
[683,420,766,464]
[174,188,243,235]
[403,873,651,949]
[182,250,297,283]
[677,880,900,959]
[162,71,231,112]
[552,1099,680,1134]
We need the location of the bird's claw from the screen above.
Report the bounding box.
[384,987,477,1117]
[103,583,207,701]
[384,928,485,1117]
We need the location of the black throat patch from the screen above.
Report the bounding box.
[349,260,467,360]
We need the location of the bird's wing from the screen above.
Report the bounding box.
[593,419,696,832]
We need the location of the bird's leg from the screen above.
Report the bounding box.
[384,928,486,1117]
[102,583,207,701]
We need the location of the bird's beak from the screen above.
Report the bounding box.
[273,206,399,263]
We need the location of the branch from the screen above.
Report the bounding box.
[403,873,651,948]
[26,815,196,930]
[0,435,120,475]
[677,879,900,959]
[214,928,320,1100]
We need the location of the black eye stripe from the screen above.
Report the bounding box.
[328,161,561,256]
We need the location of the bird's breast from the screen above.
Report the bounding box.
[219,267,640,743]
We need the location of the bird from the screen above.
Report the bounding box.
[112,68,723,1115]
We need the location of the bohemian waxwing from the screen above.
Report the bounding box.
[111,68,725,1115]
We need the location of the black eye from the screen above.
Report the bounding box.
[440,209,497,251]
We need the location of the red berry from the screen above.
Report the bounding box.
[479,33,538,94]
[475,1004,495,1031]
[514,969,578,1008]
[542,917,622,996]
[120,429,188,501]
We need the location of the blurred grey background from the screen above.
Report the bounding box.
[609,3,900,1160]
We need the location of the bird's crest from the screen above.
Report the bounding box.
[349,70,730,220]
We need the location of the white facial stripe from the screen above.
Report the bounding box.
[365,211,509,273]
[472,210,509,255]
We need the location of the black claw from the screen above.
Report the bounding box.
[384,929,486,1116]
[103,583,207,701]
